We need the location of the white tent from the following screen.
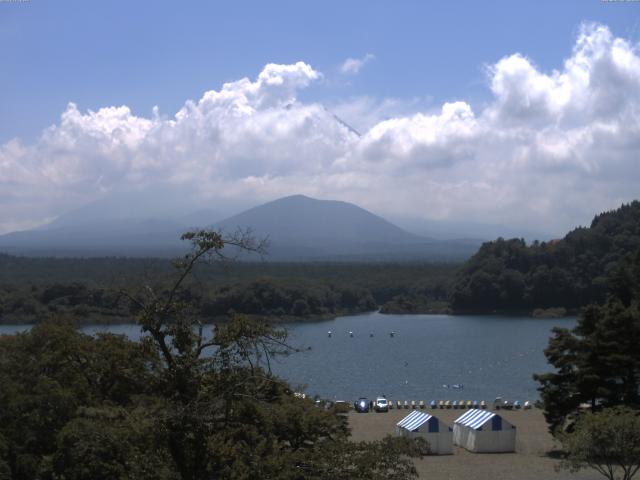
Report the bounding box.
[396,410,453,455]
[453,409,516,453]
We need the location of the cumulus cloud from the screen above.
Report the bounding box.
[340,53,375,75]
[2,23,640,236]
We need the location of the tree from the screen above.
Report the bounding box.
[0,229,429,479]
[559,406,640,480]
[120,229,428,479]
[535,250,640,433]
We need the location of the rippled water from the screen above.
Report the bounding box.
[0,312,575,402]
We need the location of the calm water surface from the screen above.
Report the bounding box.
[0,312,575,402]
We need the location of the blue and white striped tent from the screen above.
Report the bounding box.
[396,410,453,454]
[453,409,516,453]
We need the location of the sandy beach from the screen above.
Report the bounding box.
[348,407,602,480]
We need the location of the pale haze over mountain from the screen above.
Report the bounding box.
[0,195,481,260]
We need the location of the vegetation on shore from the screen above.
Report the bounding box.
[450,201,640,314]
[534,249,640,434]
[0,230,429,479]
[534,248,640,479]
[558,406,640,480]
[0,257,454,324]
[1,201,639,325]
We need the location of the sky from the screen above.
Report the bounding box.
[1,0,640,236]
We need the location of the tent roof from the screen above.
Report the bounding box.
[397,410,433,431]
[454,409,498,430]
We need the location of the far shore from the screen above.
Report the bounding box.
[0,307,577,327]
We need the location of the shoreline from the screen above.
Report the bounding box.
[0,308,577,327]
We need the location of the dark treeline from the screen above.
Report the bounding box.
[3,201,640,322]
[450,201,640,314]
[0,257,456,324]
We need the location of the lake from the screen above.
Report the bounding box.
[0,312,575,403]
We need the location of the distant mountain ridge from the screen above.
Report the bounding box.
[214,194,478,261]
[0,194,480,261]
[216,194,423,244]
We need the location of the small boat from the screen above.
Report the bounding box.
[480,400,487,409]
[452,384,464,390]
[438,400,444,409]
[452,400,459,409]
[523,401,532,410]
[397,400,402,409]
[389,331,395,337]
[349,331,354,337]
[369,332,374,337]
[445,400,451,409]
[442,384,449,389]
[472,400,479,409]
[419,400,425,409]
[466,400,473,409]
[411,400,416,409]
[327,331,332,337]
[404,400,409,409]
[514,400,522,409]
[430,400,437,409]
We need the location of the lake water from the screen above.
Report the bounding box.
[0,312,575,403]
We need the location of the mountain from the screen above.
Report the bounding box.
[215,195,479,261]
[0,194,480,260]
[0,217,191,257]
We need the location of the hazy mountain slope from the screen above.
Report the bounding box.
[217,195,423,244]
[0,194,480,260]
[216,195,478,261]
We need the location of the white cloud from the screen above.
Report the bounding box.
[340,53,375,75]
[2,24,640,237]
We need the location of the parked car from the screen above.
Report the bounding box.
[374,397,389,412]
[354,397,369,413]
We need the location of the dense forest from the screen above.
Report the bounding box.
[0,231,428,479]
[0,257,454,324]
[450,201,640,314]
[2,201,640,323]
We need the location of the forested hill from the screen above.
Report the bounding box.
[450,201,640,314]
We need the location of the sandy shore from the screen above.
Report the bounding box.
[348,407,601,480]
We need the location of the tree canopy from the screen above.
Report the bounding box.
[534,249,640,433]
[0,230,428,479]
[559,406,640,480]
[451,201,640,313]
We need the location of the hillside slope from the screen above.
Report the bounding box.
[450,201,640,313]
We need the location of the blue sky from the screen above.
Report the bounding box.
[1,0,640,236]
[2,0,638,142]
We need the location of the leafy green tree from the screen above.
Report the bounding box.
[559,406,640,480]
[52,406,176,480]
[0,319,159,479]
[451,201,640,313]
[535,250,640,433]
[121,229,427,479]
[0,229,428,479]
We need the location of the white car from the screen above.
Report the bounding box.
[374,397,389,412]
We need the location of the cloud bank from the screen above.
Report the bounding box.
[2,23,640,236]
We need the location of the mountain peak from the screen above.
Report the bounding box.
[0,194,480,261]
